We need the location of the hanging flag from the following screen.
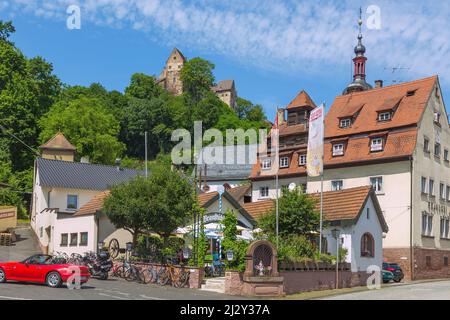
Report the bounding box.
[307,104,324,177]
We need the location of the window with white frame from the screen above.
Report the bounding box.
[422,213,433,236]
[332,143,344,156]
[440,183,446,200]
[370,138,384,152]
[445,149,449,162]
[280,157,289,168]
[331,180,343,191]
[340,118,351,128]
[421,177,427,194]
[260,186,269,198]
[441,218,450,239]
[370,176,383,193]
[446,186,450,201]
[298,154,307,166]
[429,179,435,196]
[261,158,271,170]
[378,112,391,121]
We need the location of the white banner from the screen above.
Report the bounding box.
[307,104,324,177]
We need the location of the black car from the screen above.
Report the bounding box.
[382,262,404,283]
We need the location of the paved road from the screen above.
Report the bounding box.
[0,227,245,300]
[0,278,247,300]
[321,280,450,300]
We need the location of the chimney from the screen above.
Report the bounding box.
[115,158,122,171]
[375,80,383,88]
[277,108,285,125]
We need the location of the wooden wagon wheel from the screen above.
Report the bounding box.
[109,238,120,259]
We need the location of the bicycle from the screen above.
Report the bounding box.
[157,260,190,288]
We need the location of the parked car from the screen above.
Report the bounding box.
[0,254,90,288]
[382,269,394,283]
[382,262,404,283]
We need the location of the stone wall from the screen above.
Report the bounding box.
[224,270,370,296]
[113,261,203,289]
[383,248,412,280]
[413,247,450,280]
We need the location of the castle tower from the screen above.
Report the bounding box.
[343,8,373,95]
[157,48,186,95]
[39,132,76,162]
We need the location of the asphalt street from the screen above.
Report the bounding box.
[0,228,246,300]
[320,280,450,300]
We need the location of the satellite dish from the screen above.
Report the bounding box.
[288,183,296,191]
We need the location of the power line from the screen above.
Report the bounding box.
[0,124,40,157]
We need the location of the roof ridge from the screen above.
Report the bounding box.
[37,157,140,172]
[336,75,438,99]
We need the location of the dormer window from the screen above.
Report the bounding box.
[434,112,441,124]
[340,118,351,128]
[370,138,384,152]
[378,112,391,122]
[406,90,416,97]
[280,157,289,168]
[332,143,344,156]
[261,158,272,170]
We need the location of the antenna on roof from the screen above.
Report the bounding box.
[383,65,411,84]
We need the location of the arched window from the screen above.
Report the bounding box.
[361,233,374,257]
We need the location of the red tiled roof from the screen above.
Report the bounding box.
[244,186,387,231]
[198,192,218,207]
[39,132,76,151]
[287,90,317,110]
[73,191,110,217]
[325,76,437,138]
[324,127,418,167]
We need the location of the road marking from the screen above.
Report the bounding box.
[94,288,130,296]
[97,293,129,300]
[0,295,31,300]
[139,294,166,300]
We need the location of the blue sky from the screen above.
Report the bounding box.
[2,0,450,120]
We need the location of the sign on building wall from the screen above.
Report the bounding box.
[0,211,15,219]
[307,104,324,177]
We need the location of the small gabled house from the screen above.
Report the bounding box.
[243,186,388,273]
[31,134,141,254]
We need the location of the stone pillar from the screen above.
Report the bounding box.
[188,267,204,289]
[224,271,243,295]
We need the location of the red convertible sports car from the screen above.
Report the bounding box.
[0,254,90,288]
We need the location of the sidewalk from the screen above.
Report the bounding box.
[0,227,41,262]
[280,278,450,300]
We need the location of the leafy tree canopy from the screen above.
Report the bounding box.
[39,97,125,165]
[258,187,320,238]
[180,57,215,103]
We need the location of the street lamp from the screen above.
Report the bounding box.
[126,242,133,262]
[331,228,340,289]
[183,248,191,260]
[226,249,234,262]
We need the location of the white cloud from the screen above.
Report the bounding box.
[4,0,450,84]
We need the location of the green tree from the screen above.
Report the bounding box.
[180,57,215,103]
[121,97,173,158]
[258,187,320,238]
[146,165,195,244]
[0,20,61,171]
[235,97,266,122]
[103,176,152,246]
[39,97,125,164]
[125,73,162,100]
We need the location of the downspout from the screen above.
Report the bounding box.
[410,155,415,281]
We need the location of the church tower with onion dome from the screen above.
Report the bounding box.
[343,8,373,95]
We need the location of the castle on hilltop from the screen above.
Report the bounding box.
[156,48,237,109]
